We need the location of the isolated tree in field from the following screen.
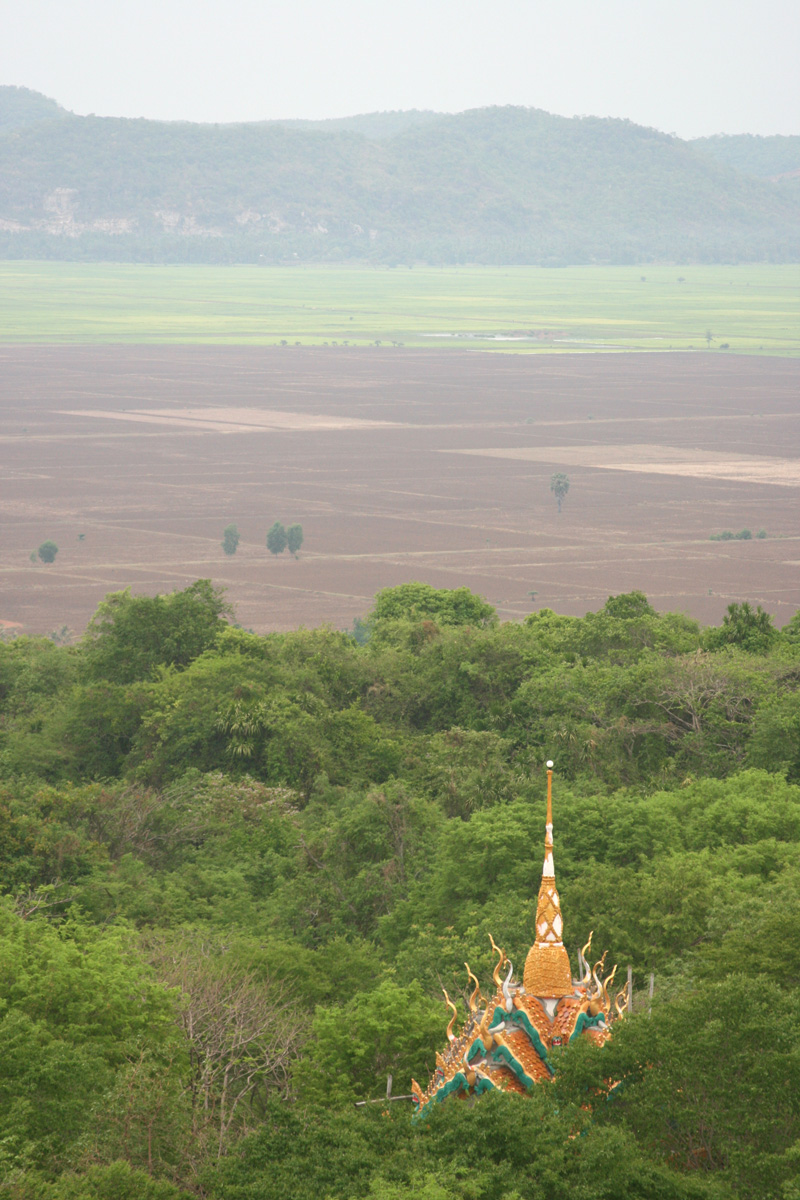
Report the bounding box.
[222,524,240,556]
[287,524,304,557]
[266,521,288,556]
[550,473,570,513]
[37,540,58,563]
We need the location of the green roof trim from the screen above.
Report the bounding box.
[569,1011,607,1043]
[489,1005,555,1076]
[489,1043,535,1091]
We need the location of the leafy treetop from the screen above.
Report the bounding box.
[370,583,497,628]
[81,579,231,684]
[703,600,778,654]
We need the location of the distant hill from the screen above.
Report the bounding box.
[0,88,797,264]
[690,134,800,180]
[0,85,68,132]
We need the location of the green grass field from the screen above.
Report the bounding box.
[1,262,797,354]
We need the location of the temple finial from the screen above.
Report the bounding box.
[523,760,573,998]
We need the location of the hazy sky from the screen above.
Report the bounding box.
[4,0,799,138]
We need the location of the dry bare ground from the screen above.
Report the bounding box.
[1,346,798,634]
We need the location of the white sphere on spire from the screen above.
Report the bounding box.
[546,760,554,769]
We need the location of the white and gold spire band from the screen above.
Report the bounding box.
[543,758,555,877]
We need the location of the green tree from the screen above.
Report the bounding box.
[294,978,444,1106]
[221,524,240,555]
[267,522,288,556]
[559,979,800,1199]
[212,1089,718,1200]
[550,473,570,513]
[82,580,231,684]
[0,904,179,1175]
[10,1161,191,1199]
[286,524,304,557]
[37,540,58,563]
[370,583,496,628]
[782,608,800,644]
[704,600,778,653]
[602,589,655,620]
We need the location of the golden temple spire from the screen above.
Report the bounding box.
[523,761,574,999]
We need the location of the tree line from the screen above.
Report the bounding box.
[222,522,303,557]
[0,581,798,1197]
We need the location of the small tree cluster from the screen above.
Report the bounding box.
[710,528,759,541]
[220,523,305,557]
[36,540,58,563]
[267,522,304,557]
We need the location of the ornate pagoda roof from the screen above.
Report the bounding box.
[411,763,627,1119]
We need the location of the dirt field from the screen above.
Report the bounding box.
[2,346,799,636]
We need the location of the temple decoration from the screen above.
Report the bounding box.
[411,761,628,1120]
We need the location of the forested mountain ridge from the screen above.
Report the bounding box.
[691,132,800,180]
[1,86,798,264]
[1,581,800,1197]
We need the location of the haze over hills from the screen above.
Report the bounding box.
[1,85,798,265]
[690,133,800,181]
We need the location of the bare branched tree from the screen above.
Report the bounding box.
[149,934,306,1160]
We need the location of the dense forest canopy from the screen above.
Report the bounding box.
[0,86,798,265]
[1,579,799,1198]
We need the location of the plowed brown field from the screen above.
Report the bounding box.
[2,346,799,635]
